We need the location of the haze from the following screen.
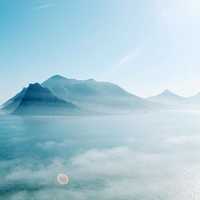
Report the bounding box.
[1,0,200,103]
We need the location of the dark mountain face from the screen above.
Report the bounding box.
[2,88,27,112]
[2,83,79,115]
[20,83,66,103]
[42,75,151,113]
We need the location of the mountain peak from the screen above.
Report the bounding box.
[161,89,175,96]
[42,75,148,113]
[49,75,67,80]
[147,89,184,106]
[28,83,41,89]
[25,83,50,96]
[2,82,79,115]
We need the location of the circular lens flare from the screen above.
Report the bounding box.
[57,173,69,185]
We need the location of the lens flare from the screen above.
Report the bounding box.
[57,173,69,185]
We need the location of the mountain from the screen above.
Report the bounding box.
[147,89,185,106]
[42,75,152,113]
[147,90,200,109]
[186,92,200,103]
[2,83,79,115]
[2,88,27,113]
[184,93,200,108]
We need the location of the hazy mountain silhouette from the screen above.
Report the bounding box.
[2,83,79,115]
[42,75,152,113]
[186,92,200,103]
[181,92,200,109]
[147,89,185,106]
[3,76,200,114]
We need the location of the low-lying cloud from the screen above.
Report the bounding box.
[1,145,200,200]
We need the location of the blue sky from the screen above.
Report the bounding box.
[1,0,200,103]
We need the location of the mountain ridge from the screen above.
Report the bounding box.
[42,75,152,113]
[2,83,79,115]
[147,89,185,106]
[3,77,200,113]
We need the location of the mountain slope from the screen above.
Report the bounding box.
[2,88,27,112]
[183,93,200,109]
[186,92,200,103]
[2,83,79,115]
[147,89,185,106]
[42,75,152,113]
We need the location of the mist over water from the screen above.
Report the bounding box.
[1,111,200,199]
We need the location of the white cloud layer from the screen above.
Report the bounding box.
[2,144,200,200]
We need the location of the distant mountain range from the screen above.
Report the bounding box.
[2,75,154,115]
[147,89,185,106]
[42,75,153,113]
[147,89,200,109]
[2,75,200,116]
